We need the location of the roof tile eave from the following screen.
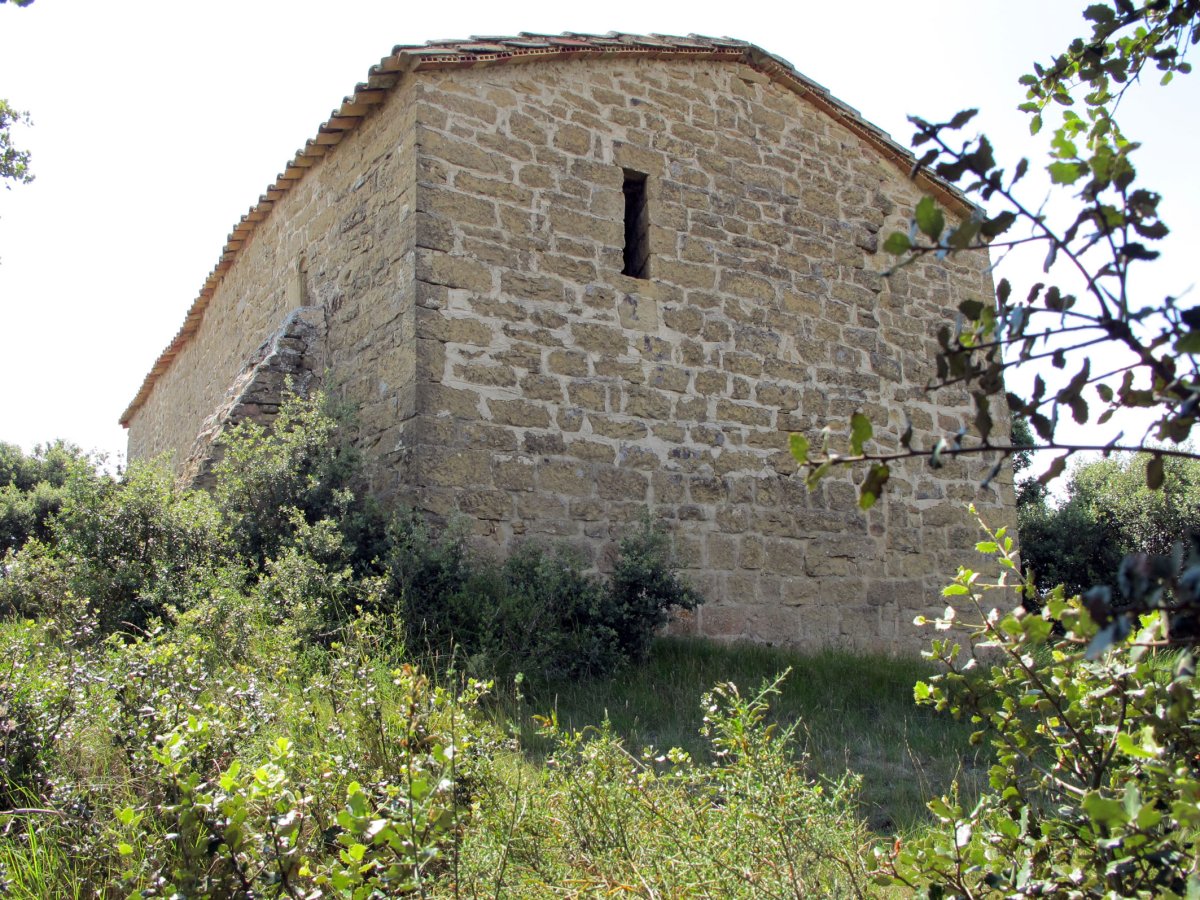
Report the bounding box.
[119,30,974,429]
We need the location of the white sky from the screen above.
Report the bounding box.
[0,0,1196,464]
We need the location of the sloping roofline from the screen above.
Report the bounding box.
[120,31,974,427]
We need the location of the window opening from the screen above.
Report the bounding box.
[621,169,650,279]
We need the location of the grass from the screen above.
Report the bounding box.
[0,819,84,899]
[495,636,988,833]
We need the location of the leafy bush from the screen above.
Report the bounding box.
[383,509,474,652]
[388,523,617,680]
[1019,498,1126,600]
[607,512,703,662]
[1020,451,1200,598]
[387,511,701,682]
[0,649,57,811]
[212,391,384,571]
[0,440,90,555]
[253,513,387,646]
[0,393,720,893]
[1,460,228,637]
[876,512,1200,897]
[0,440,86,494]
[489,542,618,680]
[110,659,486,899]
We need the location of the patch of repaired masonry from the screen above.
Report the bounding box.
[181,306,327,488]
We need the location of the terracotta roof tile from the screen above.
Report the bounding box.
[120,31,972,427]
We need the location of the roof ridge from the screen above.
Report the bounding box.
[120,31,970,427]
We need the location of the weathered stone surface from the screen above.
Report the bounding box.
[126,53,1015,654]
[181,306,327,488]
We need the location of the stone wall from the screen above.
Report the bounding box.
[126,80,420,491]
[402,57,1014,653]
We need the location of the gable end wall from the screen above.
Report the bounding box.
[405,57,1014,652]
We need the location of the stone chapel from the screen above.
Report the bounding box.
[122,32,1014,652]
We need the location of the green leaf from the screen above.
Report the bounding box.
[883,232,912,255]
[1136,804,1163,830]
[915,196,945,240]
[1175,330,1200,354]
[1069,395,1089,425]
[1082,791,1128,827]
[805,460,832,491]
[1146,454,1164,490]
[859,463,890,510]
[1048,161,1083,184]
[958,299,985,321]
[948,109,979,129]
[981,210,1017,238]
[118,842,134,857]
[947,216,982,250]
[943,584,970,596]
[1038,454,1069,485]
[1116,731,1158,760]
[789,432,809,465]
[975,541,999,553]
[849,412,873,456]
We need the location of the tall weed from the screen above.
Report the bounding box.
[455,673,872,897]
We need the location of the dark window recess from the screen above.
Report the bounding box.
[621,169,650,279]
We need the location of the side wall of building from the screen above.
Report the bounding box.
[404,58,1014,653]
[126,82,419,489]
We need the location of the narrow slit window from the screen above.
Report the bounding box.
[621,169,650,279]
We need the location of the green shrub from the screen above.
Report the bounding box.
[387,512,701,683]
[51,461,228,637]
[876,511,1200,897]
[383,509,474,650]
[0,440,86,494]
[253,513,387,646]
[489,542,619,680]
[107,639,489,899]
[0,672,53,812]
[387,518,618,680]
[1,460,228,638]
[607,511,703,661]
[1019,451,1200,599]
[212,391,384,571]
[0,440,91,555]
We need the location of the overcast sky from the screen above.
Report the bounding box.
[0,0,1196,463]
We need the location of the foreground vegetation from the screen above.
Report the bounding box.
[4,393,1200,896]
[510,639,984,834]
[0,398,880,896]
